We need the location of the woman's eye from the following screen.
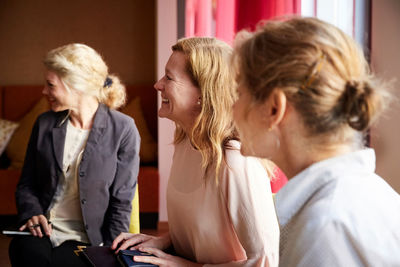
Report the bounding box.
[166,75,172,81]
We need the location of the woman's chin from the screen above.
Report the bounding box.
[158,109,171,120]
[240,145,254,157]
[158,111,165,118]
[50,106,59,112]
[50,106,60,112]
[50,104,67,113]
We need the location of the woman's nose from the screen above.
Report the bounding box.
[154,79,164,91]
[42,86,48,95]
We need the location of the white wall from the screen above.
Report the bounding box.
[371,0,400,193]
[301,0,353,37]
[156,0,177,222]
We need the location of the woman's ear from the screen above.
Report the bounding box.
[263,89,287,128]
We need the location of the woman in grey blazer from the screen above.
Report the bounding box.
[9,43,140,267]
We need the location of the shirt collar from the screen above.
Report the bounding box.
[275,148,376,227]
[55,103,108,129]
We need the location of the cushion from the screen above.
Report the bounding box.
[129,186,140,234]
[0,119,19,155]
[6,97,49,169]
[121,97,157,163]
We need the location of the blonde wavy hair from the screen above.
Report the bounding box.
[172,37,238,180]
[234,17,389,148]
[44,43,126,109]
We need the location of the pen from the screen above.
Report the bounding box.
[29,221,52,229]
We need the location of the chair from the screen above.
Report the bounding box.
[129,186,140,234]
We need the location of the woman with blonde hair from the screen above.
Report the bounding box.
[9,43,140,267]
[233,17,400,266]
[112,37,279,266]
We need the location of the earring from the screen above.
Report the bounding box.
[197,98,201,105]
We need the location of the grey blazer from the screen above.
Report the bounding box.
[15,103,140,245]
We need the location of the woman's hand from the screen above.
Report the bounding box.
[134,247,203,267]
[19,215,52,238]
[111,232,171,253]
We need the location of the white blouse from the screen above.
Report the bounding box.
[47,120,90,247]
[275,149,400,267]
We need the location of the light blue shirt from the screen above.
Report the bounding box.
[275,148,400,267]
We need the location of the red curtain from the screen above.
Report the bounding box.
[235,0,301,32]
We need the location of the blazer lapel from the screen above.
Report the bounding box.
[52,111,69,171]
[82,104,108,157]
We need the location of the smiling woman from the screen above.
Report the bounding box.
[154,51,201,132]
[112,37,279,267]
[42,71,71,112]
[9,43,140,267]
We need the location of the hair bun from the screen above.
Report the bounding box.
[99,74,126,109]
[103,77,113,88]
[341,80,372,131]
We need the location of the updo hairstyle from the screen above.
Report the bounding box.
[234,17,389,145]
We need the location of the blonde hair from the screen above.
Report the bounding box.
[172,37,238,180]
[235,17,389,147]
[44,43,126,109]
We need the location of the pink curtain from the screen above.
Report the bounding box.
[235,0,301,32]
[186,0,301,39]
[215,0,236,45]
[185,0,212,37]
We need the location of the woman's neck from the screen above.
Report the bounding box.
[69,97,99,130]
[279,139,354,179]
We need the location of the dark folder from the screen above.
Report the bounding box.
[80,246,119,267]
[76,246,157,267]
